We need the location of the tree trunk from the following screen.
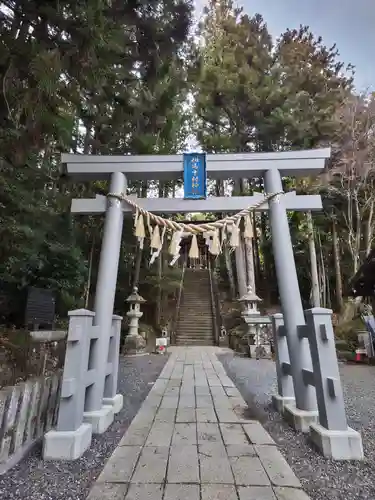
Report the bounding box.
[253,215,261,289]
[155,251,162,326]
[332,219,344,312]
[317,231,327,307]
[235,236,247,298]
[365,201,374,257]
[84,237,95,308]
[244,236,256,292]
[224,244,236,299]
[306,211,320,307]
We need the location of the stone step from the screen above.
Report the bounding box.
[178,326,213,331]
[175,340,214,345]
[177,333,213,338]
[176,340,214,345]
[178,325,213,329]
[176,335,213,342]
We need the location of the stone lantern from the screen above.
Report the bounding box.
[123,287,147,354]
[238,286,262,321]
[238,286,271,359]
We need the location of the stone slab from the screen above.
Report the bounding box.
[145,422,174,446]
[196,408,218,423]
[274,487,311,500]
[118,426,151,447]
[131,446,169,483]
[155,407,176,422]
[178,396,196,408]
[195,386,211,396]
[87,483,129,500]
[97,446,141,483]
[201,484,238,500]
[164,484,200,500]
[230,455,271,486]
[125,483,164,500]
[238,486,277,500]
[160,396,179,409]
[176,408,196,423]
[172,423,197,445]
[197,422,222,443]
[220,423,248,445]
[226,443,257,457]
[196,395,214,408]
[255,445,301,488]
[243,423,276,446]
[199,442,234,484]
[167,445,199,483]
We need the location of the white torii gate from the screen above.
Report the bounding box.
[53,147,363,461]
[63,149,327,419]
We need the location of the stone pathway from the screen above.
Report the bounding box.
[87,347,310,500]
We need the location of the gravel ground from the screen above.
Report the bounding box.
[219,353,375,500]
[0,354,168,500]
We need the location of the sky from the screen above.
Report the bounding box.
[195,0,374,91]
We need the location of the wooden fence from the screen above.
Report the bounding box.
[0,372,61,474]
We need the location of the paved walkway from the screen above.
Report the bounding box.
[87,347,310,500]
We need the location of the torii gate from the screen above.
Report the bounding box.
[61,148,363,460]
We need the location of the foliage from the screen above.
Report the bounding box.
[0,0,193,320]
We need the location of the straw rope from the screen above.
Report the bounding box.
[107,191,284,234]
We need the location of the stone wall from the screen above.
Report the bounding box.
[0,372,61,474]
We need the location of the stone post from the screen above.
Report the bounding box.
[264,168,318,425]
[103,314,123,414]
[305,308,363,459]
[84,172,126,433]
[43,309,94,460]
[271,313,295,413]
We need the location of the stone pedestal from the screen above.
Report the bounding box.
[43,424,92,460]
[83,406,114,434]
[272,394,295,414]
[123,332,146,355]
[250,343,271,359]
[309,423,364,460]
[103,394,124,414]
[284,403,319,433]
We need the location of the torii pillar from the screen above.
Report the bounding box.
[264,168,318,425]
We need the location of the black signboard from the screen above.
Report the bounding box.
[25,287,56,329]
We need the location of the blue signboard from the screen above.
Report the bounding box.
[183,153,207,199]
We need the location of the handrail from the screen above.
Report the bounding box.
[208,257,222,346]
[171,258,186,344]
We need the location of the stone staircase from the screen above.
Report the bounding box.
[175,269,214,346]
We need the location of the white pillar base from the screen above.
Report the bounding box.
[43,423,92,460]
[284,403,318,433]
[309,423,364,460]
[103,394,123,414]
[83,405,114,434]
[272,394,295,414]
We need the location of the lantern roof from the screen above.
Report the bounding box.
[126,287,146,304]
[238,286,262,303]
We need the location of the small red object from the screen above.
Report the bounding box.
[355,351,361,362]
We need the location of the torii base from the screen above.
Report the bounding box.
[310,423,364,460]
[284,403,318,433]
